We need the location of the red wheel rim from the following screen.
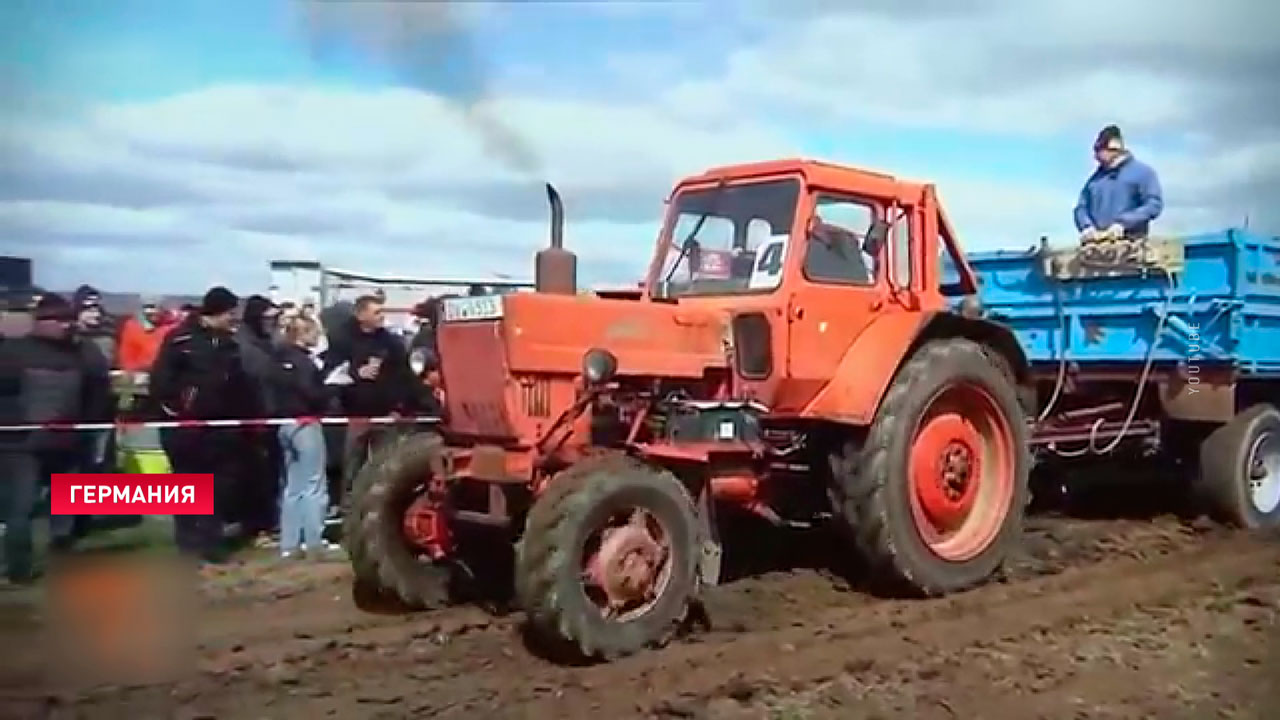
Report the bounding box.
[907,381,1015,562]
[580,508,672,622]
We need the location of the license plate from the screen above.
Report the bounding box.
[442,295,503,322]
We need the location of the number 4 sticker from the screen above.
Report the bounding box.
[748,237,788,289]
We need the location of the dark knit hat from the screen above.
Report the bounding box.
[1094,124,1124,151]
[200,286,239,316]
[72,284,102,310]
[33,293,74,321]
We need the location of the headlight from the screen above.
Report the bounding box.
[410,349,427,376]
[582,348,618,386]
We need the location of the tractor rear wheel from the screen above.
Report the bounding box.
[515,453,699,660]
[345,432,454,610]
[1196,404,1280,529]
[830,338,1029,596]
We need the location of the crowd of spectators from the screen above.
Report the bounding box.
[0,282,451,582]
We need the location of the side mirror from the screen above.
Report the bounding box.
[864,219,890,257]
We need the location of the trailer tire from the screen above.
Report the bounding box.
[1196,404,1280,529]
[345,432,454,610]
[515,453,698,661]
[831,338,1030,596]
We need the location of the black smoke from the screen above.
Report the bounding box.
[296,0,544,177]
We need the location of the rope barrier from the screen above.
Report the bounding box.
[0,415,441,433]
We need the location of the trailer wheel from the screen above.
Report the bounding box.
[345,432,454,609]
[515,453,698,661]
[1196,404,1280,529]
[831,338,1029,596]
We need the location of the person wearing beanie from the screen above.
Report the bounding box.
[149,285,257,566]
[1074,124,1164,243]
[232,294,283,544]
[71,284,100,307]
[65,286,117,483]
[32,293,73,321]
[0,292,112,583]
[200,286,239,319]
[71,284,101,318]
[71,285,116,360]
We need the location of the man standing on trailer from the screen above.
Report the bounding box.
[1074,124,1164,242]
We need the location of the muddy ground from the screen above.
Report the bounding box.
[1,502,1277,719]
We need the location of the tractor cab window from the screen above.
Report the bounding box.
[654,178,800,298]
[938,237,967,295]
[802,195,879,286]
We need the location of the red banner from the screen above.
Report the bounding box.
[51,474,215,515]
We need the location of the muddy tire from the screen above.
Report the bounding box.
[345,432,453,609]
[1196,404,1280,529]
[515,453,698,660]
[830,338,1029,596]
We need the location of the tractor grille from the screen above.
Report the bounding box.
[438,320,516,438]
[518,376,552,418]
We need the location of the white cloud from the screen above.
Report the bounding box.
[3,0,1277,294]
[719,1,1277,139]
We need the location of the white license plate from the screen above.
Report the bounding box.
[442,294,503,322]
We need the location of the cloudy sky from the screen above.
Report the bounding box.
[2,0,1277,294]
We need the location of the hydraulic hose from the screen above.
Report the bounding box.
[1048,270,1178,457]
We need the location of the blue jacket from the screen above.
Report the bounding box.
[1073,155,1163,236]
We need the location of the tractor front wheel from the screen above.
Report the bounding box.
[515,454,699,661]
[831,338,1029,596]
[345,432,455,610]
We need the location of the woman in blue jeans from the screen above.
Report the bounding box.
[271,316,339,559]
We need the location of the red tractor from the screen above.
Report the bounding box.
[345,159,1030,660]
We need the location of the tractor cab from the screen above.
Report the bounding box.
[650,171,882,301]
[641,159,981,415]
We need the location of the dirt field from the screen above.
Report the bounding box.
[1,509,1277,720]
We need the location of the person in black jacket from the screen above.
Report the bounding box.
[231,295,282,543]
[0,294,111,583]
[271,315,339,559]
[149,286,255,564]
[408,297,444,416]
[323,294,418,514]
[71,285,117,481]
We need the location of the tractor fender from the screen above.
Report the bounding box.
[914,312,1030,384]
[802,311,1028,426]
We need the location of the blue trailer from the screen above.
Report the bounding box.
[956,228,1280,528]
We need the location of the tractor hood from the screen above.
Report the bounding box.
[438,291,728,380]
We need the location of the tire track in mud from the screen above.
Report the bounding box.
[63,520,1276,719]
[179,516,1209,656]
[457,532,1280,719]
[758,550,1280,720]
[171,515,1221,651]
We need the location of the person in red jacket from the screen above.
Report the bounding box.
[115,296,174,372]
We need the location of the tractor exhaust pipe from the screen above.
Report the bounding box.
[547,183,564,249]
[535,182,577,295]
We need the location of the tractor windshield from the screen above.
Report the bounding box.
[653,178,800,298]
